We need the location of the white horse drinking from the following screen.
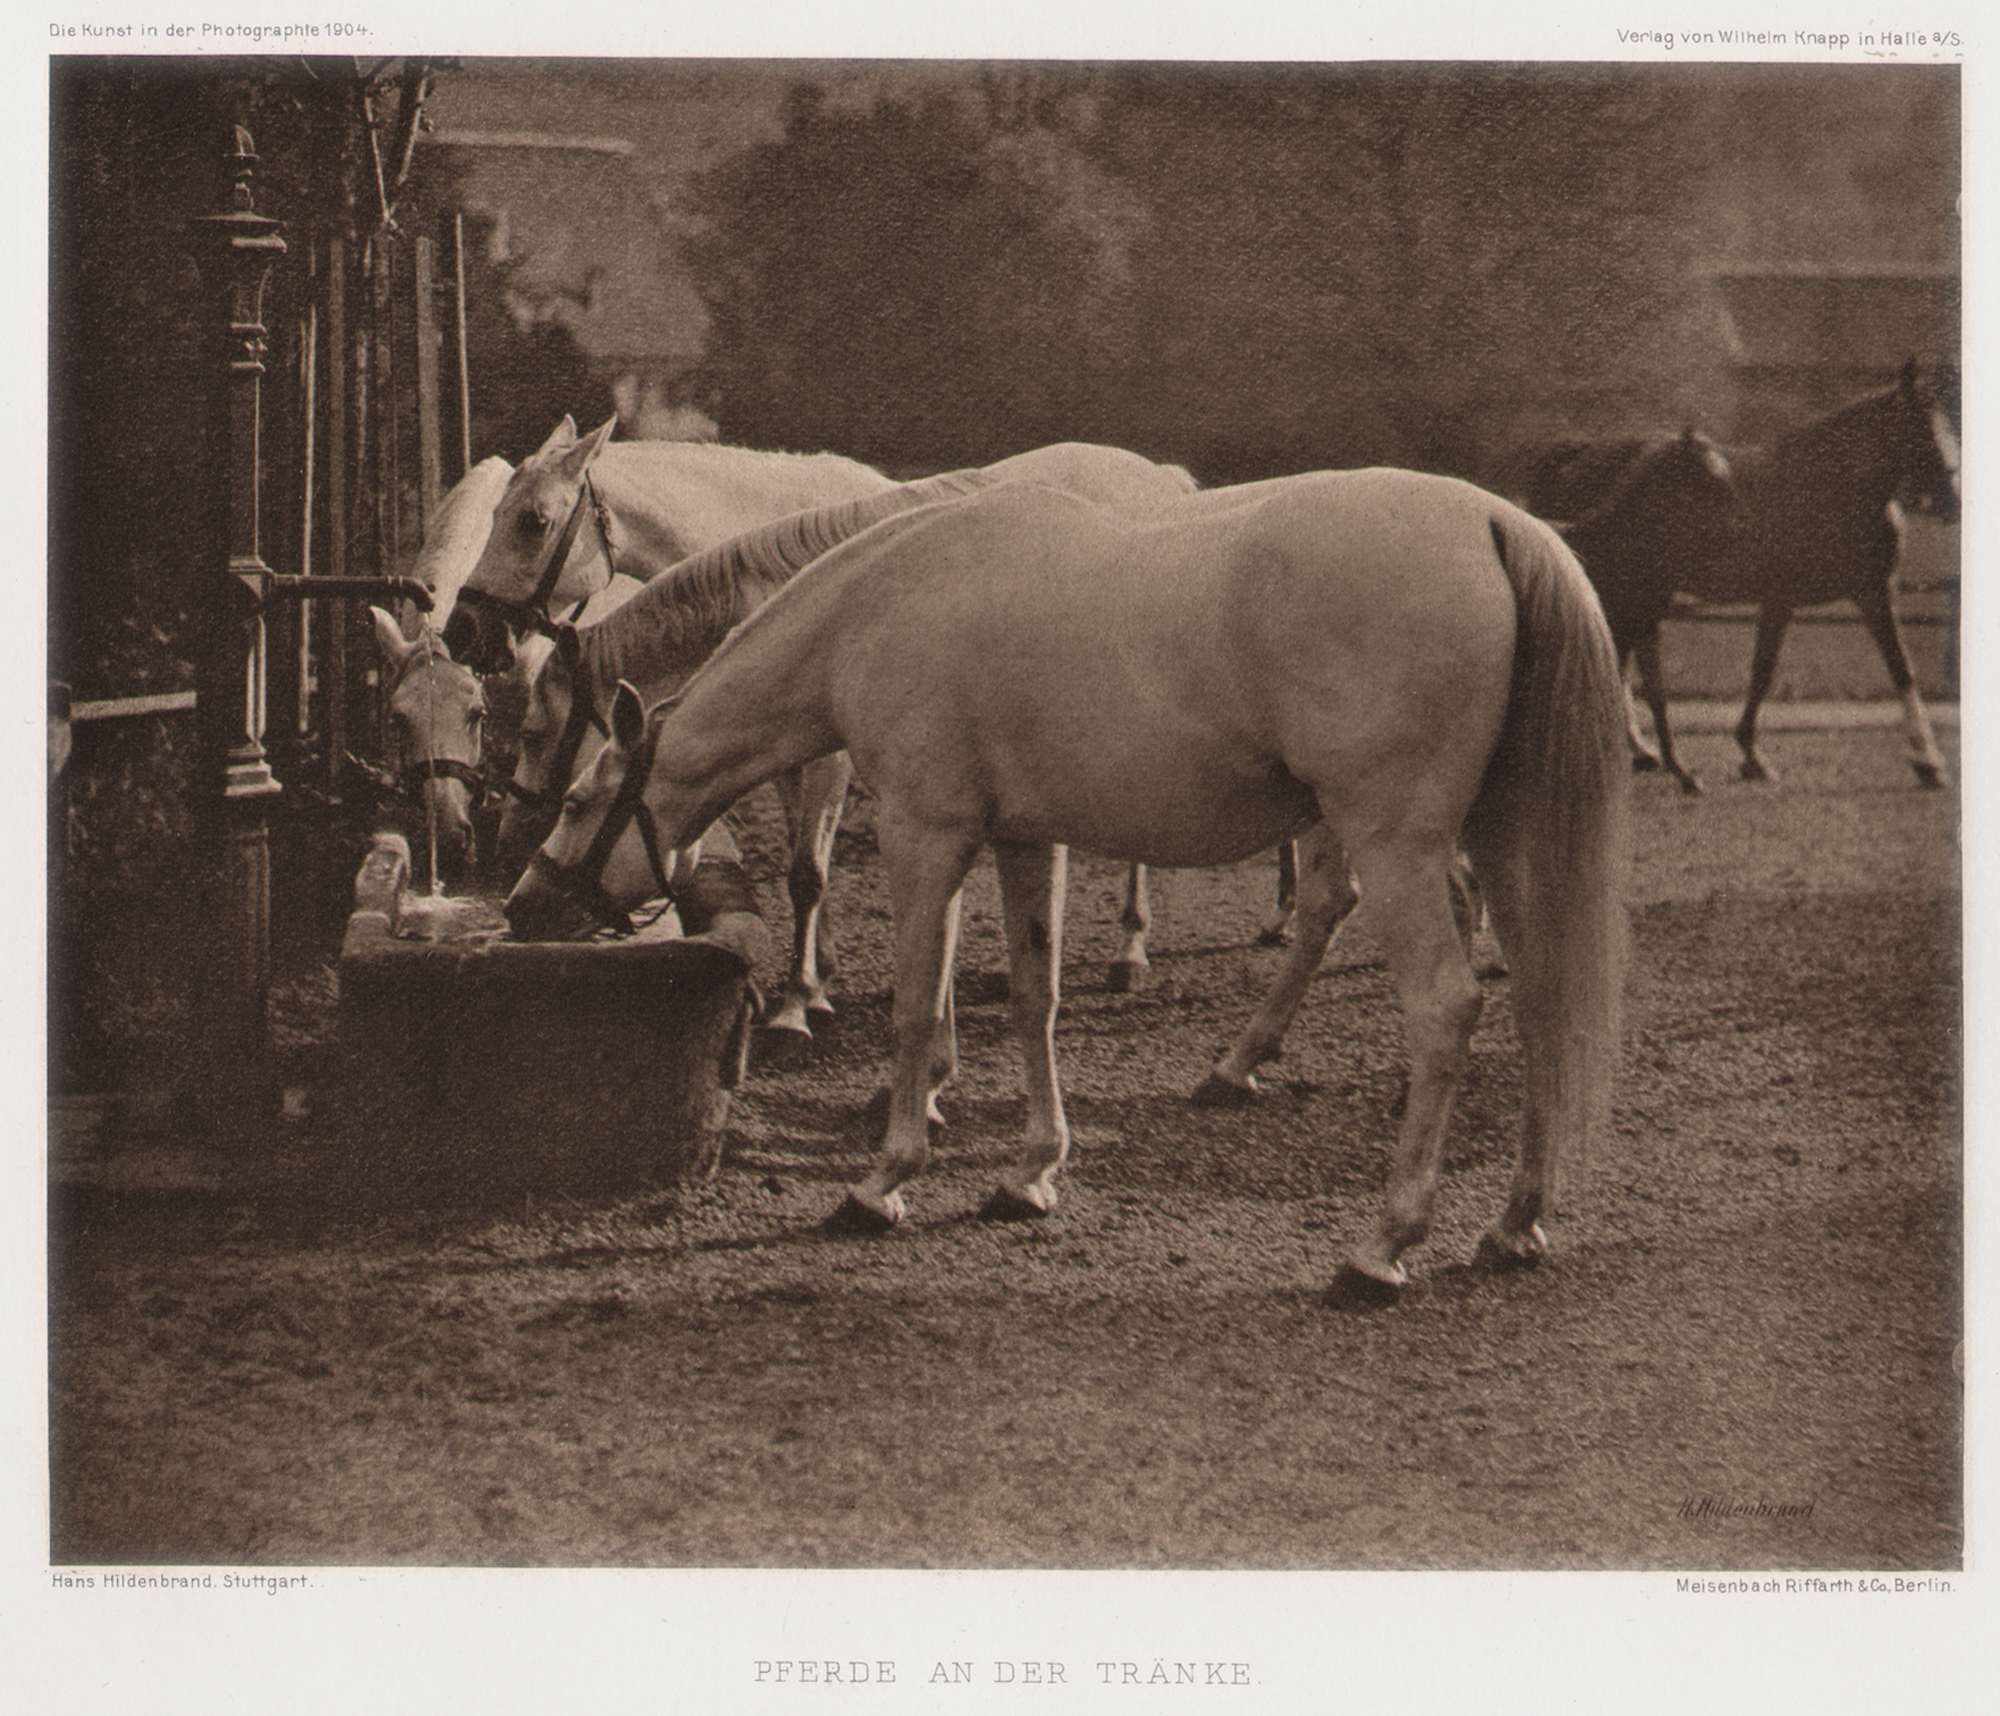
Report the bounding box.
[496,442,1206,1039]
[506,469,1630,1300]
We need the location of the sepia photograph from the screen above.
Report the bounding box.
[22,6,1984,1709]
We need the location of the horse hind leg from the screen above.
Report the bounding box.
[1195,824,1358,1105]
[982,840,1072,1220]
[1107,863,1151,991]
[1332,835,1485,1304]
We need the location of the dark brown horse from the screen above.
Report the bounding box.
[1531,360,1960,790]
[1537,428,1749,791]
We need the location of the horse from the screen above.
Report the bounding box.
[367,608,488,889]
[442,416,898,674]
[505,469,1630,1301]
[494,443,1209,1044]
[1540,427,1752,792]
[1530,360,1960,788]
[406,454,515,636]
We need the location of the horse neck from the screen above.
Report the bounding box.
[577,471,995,704]
[1757,390,1913,516]
[590,443,892,572]
[647,597,846,840]
[577,561,774,708]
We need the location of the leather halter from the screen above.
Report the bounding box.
[519,717,681,936]
[402,754,492,804]
[454,474,615,643]
[381,636,491,806]
[504,637,606,823]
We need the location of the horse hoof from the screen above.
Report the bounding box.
[1190,1071,1258,1107]
[1738,758,1775,783]
[1631,753,1662,774]
[978,1183,1056,1222]
[1676,774,1705,796]
[824,1190,903,1235]
[1325,1263,1405,1310]
[759,1024,814,1071]
[1107,959,1148,994]
[1471,1224,1548,1273]
[1255,924,1296,948]
[1913,763,1946,790]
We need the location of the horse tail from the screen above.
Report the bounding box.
[1462,506,1631,1196]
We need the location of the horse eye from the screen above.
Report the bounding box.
[518,511,547,541]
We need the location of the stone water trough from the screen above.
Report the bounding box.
[337,832,768,1194]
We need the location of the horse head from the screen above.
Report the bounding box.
[1892,357,1961,525]
[504,679,697,942]
[495,622,596,882]
[372,607,487,887]
[445,415,620,672]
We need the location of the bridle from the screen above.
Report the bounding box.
[454,472,617,644]
[518,715,683,936]
[503,630,605,827]
[369,633,493,808]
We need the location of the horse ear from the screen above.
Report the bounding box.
[612,680,646,751]
[532,417,579,459]
[1900,356,1920,394]
[556,623,581,668]
[554,415,618,485]
[370,605,416,665]
[1679,423,1700,447]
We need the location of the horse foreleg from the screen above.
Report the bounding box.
[1735,602,1793,782]
[838,818,979,1230]
[1853,581,1948,788]
[1108,863,1151,992]
[1194,824,1357,1104]
[1337,839,1485,1300]
[765,755,854,1059]
[1257,842,1300,946]
[984,840,1072,1220]
[1632,631,1701,793]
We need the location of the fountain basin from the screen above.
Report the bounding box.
[337,833,767,1193]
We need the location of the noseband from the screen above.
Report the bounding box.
[505,657,607,824]
[403,754,494,804]
[455,474,615,644]
[520,719,681,936]
[376,637,493,808]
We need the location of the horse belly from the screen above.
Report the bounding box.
[988,741,1318,868]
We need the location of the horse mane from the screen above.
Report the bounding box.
[579,466,1002,690]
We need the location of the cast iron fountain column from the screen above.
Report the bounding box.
[190,123,286,1151]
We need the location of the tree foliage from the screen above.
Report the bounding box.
[682,77,1151,470]
[679,65,1770,483]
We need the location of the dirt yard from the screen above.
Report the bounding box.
[48,715,1961,1571]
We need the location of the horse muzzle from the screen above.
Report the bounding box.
[441,602,518,676]
[503,863,613,942]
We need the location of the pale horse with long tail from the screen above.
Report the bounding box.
[506,469,1631,1302]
